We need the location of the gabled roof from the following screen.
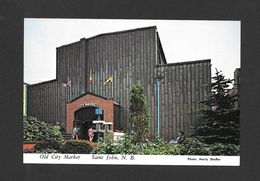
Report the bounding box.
[68,91,111,103]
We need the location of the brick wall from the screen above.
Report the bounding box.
[66,93,114,133]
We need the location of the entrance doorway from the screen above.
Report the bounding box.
[74,106,104,140]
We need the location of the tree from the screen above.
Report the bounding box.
[129,84,150,143]
[197,69,240,144]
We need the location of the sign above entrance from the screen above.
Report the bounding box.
[76,103,98,110]
[95,108,103,115]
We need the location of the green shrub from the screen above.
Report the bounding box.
[23,116,48,141]
[92,134,239,155]
[23,116,63,141]
[113,134,136,154]
[178,137,240,156]
[93,134,182,155]
[167,144,182,155]
[129,84,150,143]
[209,143,240,156]
[137,137,182,155]
[92,133,121,154]
[34,140,61,153]
[59,140,92,154]
[180,137,211,155]
[47,125,63,141]
[137,137,167,155]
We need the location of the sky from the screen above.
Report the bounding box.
[24,19,240,84]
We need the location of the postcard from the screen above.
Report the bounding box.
[23,19,240,166]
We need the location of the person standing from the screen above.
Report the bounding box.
[72,126,80,140]
[88,127,94,142]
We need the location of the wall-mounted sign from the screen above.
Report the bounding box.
[95,108,103,115]
[76,102,98,110]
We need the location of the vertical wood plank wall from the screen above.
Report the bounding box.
[27,80,59,124]
[27,26,211,139]
[56,40,87,128]
[155,60,211,138]
[85,27,157,133]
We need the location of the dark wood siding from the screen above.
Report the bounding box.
[27,26,211,139]
[155,60,211,139]
[56,40,87,127]
[85,27,157,132]
[27,80,59,124]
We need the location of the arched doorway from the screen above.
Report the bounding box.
[66,92,118,138]
[74,106,104,140]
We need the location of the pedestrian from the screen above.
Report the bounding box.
[88,127,94,142]
[72,126,80,140]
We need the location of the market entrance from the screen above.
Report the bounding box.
[66,92,118,140]
[74,106,103,140]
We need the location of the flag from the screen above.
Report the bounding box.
[103,76,113,85]
[88,68,93,83]
[62,79,71,87]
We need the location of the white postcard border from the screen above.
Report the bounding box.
[23,153,240,166]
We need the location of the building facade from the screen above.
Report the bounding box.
[26,26,211,139]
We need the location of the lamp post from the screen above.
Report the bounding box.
[155,75,163,136]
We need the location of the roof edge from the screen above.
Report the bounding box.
[27,79,57,87]
[156,59,211,67]
[57,26,157,49]
[68,92,109,103]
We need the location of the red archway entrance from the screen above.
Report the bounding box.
[66,92,117,136]
[73,106,104,140]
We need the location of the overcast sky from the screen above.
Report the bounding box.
[24,19,240,84]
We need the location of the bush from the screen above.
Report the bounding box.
[23,116,48,141]
[136,137,181,155]
[92,133,121,154]
[129,84,150,143]
[59,140,92,154]
[92,134,240,155]
[34,140,62,153]
[47,125,63,141]
[180,138,211,155]
[93,134,182,155]
[116,134,136,154]
[178,137,240,155]
[23,116,63,141]
[209,143,240,156]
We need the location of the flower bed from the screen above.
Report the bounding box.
[23,141,40,151]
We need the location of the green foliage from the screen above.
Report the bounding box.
[48,125,63,140]
[34,140,61,153]
[197,69,240,144]
[209,143,240,156]
[178,137,240,155]
[135,137,182,155]
[23,116,63,141]
[59,140,92,154]
[23,116,47,141]
[129,84,150,143]
[92,133,119,154]
[113,134,136,154]
[93,134,182,155]
[179,138,211,155]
